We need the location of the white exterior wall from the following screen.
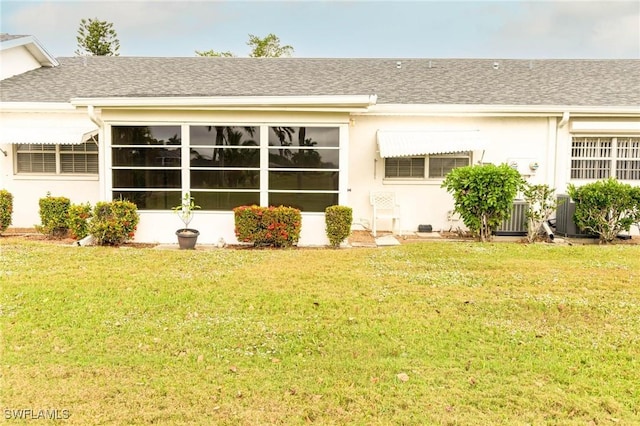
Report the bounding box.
[348,114,553,234]
[0,46,42,80]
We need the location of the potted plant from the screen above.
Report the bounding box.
[172,192,201,249]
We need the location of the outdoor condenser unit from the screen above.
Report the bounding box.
[496,201,528,236]
[555,195,594,238]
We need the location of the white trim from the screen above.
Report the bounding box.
[570,120,640,133]
[0,102,75,111]
[0,35,58,67]
[358,104,640,117]
[70,95,377,111]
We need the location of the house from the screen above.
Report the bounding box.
[2,34,639,244]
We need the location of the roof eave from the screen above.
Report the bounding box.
[359,104,640,117]
[1,35,58,67]
[70,95,378,112]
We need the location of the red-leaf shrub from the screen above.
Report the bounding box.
[234,205,301,247]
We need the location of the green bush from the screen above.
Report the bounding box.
[568,178,640,243]
[325,205,352,248]
[0,189,13,234]
[234,205,301,248]
[442,164,524,242]
[67,202,93,240]
[37,193,70,238]
[88,200,139,246]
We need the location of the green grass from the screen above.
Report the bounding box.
[1,239,639,425]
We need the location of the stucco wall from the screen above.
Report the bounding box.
[348,115,553,234]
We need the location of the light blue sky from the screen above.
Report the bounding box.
[1,0,639,59]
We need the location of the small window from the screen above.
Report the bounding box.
[16,142,98,175]
[384,152,471,179]
[571,136,640,180]
[385,157,425,178]
[428,153,471,178]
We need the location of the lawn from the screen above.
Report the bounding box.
[1,239,639,425]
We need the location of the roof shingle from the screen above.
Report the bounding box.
[1,56,639,106]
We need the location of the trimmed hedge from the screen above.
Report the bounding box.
[37,193,70,238]
[325,205,352,248]
[568,178,640,243]
[68,202,93,240]
[234,205,301,247]
[0,189,13,234]
[88,200,139,246]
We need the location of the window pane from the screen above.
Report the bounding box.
[269,192,338,212]
[191,170,259,189]
[113,170,181,188]
[112,191,181,210]
[269,127,339,148]
[112,126,181,146]
[269,171,338,190]
[190,126,259,146]
[268,148,338,169]
[60,153,99,174]
[112,147,181,167]
[191,191,260,210]
[191,147,259,167]
[385,157,425,178]
[17,152,56,173]
[428,155,469,178]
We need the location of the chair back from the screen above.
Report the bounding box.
[370,192,396,210]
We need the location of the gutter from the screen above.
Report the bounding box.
[87,105,103,127]
[71,95,378,111]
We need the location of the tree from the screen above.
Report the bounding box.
[442,164,524,242]
[195,49,235,57]
[76,18,120,56]
[247,33,293,57]
[195,33,293,58]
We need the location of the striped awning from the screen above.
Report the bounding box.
[377,130,486,158]
[0,117,98,145]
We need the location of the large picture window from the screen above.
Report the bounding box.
[268,126,339,211]
[385,152,471,179]
[109,124,342,212]
[15,141,98,175]
[190,126,260,210]
[571,136,640,180]
[111,126,182,209]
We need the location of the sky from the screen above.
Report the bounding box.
[1,0,639,59]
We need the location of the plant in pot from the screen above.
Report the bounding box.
[172,192,201,249]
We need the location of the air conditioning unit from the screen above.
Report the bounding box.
[554,195,595,238]
[496,201,528,236]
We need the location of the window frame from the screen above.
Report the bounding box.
[570,135,640,181]
[384,151,472,180]
[14,140,99,176]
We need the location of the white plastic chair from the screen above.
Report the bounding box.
[370,191,401,237]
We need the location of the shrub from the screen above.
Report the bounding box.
[568,178,640,243]
[67,202,93,240]
[88,200,139,246]
[442,164,524,242]
[37,193,70,238]
[325,205,352,248]
[234,205,301,248]
[0,189,13,234]
[523,184,558,243]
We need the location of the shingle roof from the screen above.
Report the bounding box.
[1,56,639,106]
[0,34,30,43]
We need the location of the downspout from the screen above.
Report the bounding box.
[88,105,103,128]
[554,111,570,193]
[558,111,570,128]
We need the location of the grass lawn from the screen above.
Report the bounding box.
[1,239,639,425]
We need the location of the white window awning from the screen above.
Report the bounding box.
[0,117,98,145]
[377,130,487,158]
